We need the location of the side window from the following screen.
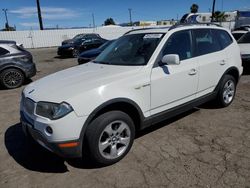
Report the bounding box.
[193,29,221,56]
[0,47,9,56]
[238,32,250,44]
[162,30,192,61]
[213,29,233,49]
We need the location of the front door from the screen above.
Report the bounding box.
[150,30,199,115]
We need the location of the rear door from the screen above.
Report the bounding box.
[192,29,228,98]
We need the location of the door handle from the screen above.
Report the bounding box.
[189,69,197,75]
[220,60,226,65]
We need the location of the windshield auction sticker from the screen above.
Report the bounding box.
[144,34,163,39]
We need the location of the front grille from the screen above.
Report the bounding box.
[23,97,35,115]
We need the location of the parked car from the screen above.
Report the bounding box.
[238,31,250,62]
[58,38,107,58]
[21,24,243,165]
[232,30,248,41]
[78,40,114,65]
[61,33,101,45]
[234,25,250,32]
[0,41,36,89]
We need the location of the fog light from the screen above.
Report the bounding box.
[46,126,53,134]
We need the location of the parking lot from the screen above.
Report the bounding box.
[0,47,250,188]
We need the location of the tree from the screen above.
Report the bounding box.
[213,11,226,22]
[104,18,116,26]
[190,4,199,13]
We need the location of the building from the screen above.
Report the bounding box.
[157,19,177,26]
[133,21,157,26]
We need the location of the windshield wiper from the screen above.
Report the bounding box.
[93,60,110,65]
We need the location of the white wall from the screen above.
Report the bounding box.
[0,26,135,48]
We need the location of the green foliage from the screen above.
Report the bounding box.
[190,4,199,13]
[213,11,226,22]
[104,18,116,26]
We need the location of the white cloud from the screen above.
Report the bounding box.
[19,22,39,27]
[10,7,80,20]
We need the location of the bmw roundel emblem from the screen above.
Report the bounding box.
[28,89,35,94]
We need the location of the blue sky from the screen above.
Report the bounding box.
[0,0,250,30]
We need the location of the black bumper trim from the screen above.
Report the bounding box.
[20,112,82,158]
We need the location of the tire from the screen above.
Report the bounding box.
[72,49,79,58]
[0,68,25,89]
[216,75,236,107]
[85,111,135,165]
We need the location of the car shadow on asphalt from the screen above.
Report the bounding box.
[3,106,226,171]
[5,123,68,173]
[135,108,198,138]
[54,56,75,59]
[243,62,250,75]
[4,123,102,172]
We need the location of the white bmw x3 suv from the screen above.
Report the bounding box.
[20,24,243,165]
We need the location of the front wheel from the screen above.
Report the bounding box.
[217,75,236,107]
[86,111,135,165]
[72,49,79,58]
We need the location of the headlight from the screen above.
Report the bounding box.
[36,102,73,120]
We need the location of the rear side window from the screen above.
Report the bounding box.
[238,32,250,43]
[192,29,221,56]
[0,47,9,56]
[162,30,192,61]
[213,29,233,49]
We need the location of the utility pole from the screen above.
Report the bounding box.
[128,8,132,26]
[36,0,44,30]
[211,0,216,22]
[92,13,96,29]
[2,9,9,29]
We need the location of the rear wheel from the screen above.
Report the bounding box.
[217,75,236,107]
[86,111,135,165]
[0,68,25,89]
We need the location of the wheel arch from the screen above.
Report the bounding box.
[0,65,26,78]
[79,98,144,150]
[223,66,240,84]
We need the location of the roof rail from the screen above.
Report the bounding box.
[169,22,222,30]
[124,26,170,35]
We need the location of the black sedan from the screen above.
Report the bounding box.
[78,40,114,64]
[61,33,100,45]
[57,38,107,58]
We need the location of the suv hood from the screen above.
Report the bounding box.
[24,62,143,102]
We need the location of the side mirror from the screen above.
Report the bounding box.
[161,54,180,65]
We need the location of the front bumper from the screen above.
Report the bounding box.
[57,48,73,57]
[21,111,83,158]
[24,63,36,78]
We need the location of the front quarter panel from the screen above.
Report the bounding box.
[67,68,151,118]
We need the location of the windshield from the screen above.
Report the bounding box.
[94,33,164,66]
[73,34,84,40]
[98,40,114,51]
